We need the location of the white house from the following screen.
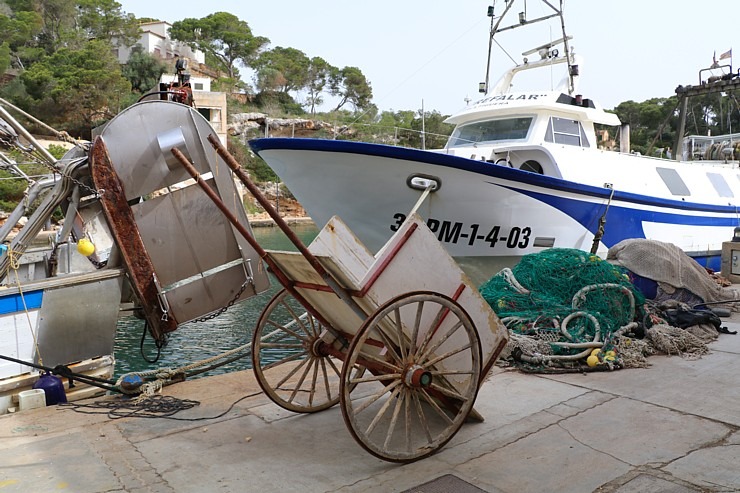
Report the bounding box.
[114,21,205,65]
[114,21,227,144]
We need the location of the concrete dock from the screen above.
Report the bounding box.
[1,318,740,492]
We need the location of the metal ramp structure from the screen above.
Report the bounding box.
[0,97,269,405]
[90,101,271,344]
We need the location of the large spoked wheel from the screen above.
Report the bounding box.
[253,288,351,413]
[340,291,481,463]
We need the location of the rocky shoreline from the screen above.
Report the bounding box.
[247,214,314,227]
[243,185,312,227]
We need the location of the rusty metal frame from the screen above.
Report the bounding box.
[90,136,177,344]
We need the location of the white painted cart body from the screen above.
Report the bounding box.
[254,212,508,462]
[170,135,508,463]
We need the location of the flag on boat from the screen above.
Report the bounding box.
[720,48,732,60]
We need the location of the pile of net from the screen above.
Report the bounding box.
[608,238,740,310]
[478,248,716,373]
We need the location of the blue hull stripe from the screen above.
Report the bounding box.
[0,290,43,316]
[502,185,739,248]
[250,138,740,215]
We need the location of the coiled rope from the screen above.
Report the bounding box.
[115,341,253,399]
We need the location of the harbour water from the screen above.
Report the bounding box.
[113,222,319,378]
[112,221,514,379]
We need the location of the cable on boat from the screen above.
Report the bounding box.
[589,184,614,255]
[138,320,166,364]
[6,244,47,370]
[0,352,120,393]
[0,97,87,149]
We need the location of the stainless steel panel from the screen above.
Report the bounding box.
[36,277,123,368]
[157,126,193,171]
[164,263,260,323]
[100,100,270,297]
[193,116,270,295]
[99,101,210,199]
[132,180,242,286]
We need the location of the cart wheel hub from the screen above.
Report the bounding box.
[311,339,331,358]
[405,366,432,388]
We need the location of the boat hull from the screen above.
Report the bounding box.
[251,138,735,272]
[0,260,124,410]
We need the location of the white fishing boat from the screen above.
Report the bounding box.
[250,0,740,276]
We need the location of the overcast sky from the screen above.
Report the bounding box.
[118,0,739,115]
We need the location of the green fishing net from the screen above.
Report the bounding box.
[479,248,646,370]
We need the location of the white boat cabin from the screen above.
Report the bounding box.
[439,87,740,208]
[442,88,619,178]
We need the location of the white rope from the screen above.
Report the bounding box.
[115,341,252,393]
[500,267,530,294]
[8,246,44,367]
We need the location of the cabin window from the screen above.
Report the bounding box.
[545,117,590,147]
[656,167,690,196]
[707,173,734,198]
[447,117,533,147]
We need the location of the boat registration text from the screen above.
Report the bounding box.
[390,213,532,249]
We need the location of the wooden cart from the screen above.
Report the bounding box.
[174,136,509,463]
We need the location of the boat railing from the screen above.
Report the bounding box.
[262,120,454,151]
[0,156,89,282]
[682,133,740,161]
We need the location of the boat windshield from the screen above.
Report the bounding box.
[447,117,533,147]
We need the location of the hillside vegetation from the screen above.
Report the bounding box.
[2,1,739,210]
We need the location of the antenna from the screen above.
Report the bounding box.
[481,0,576,95]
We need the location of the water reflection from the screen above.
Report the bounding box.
[113,223,318,378]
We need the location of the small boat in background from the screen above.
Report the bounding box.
[250,0,740,274]
[0,105,124,410]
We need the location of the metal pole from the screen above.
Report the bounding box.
[421,99,426,150]
[170,147,350,347]
[674,94,689,161]
[203,134,372,323]
[0,103,57,165]
[483,1,516,95]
